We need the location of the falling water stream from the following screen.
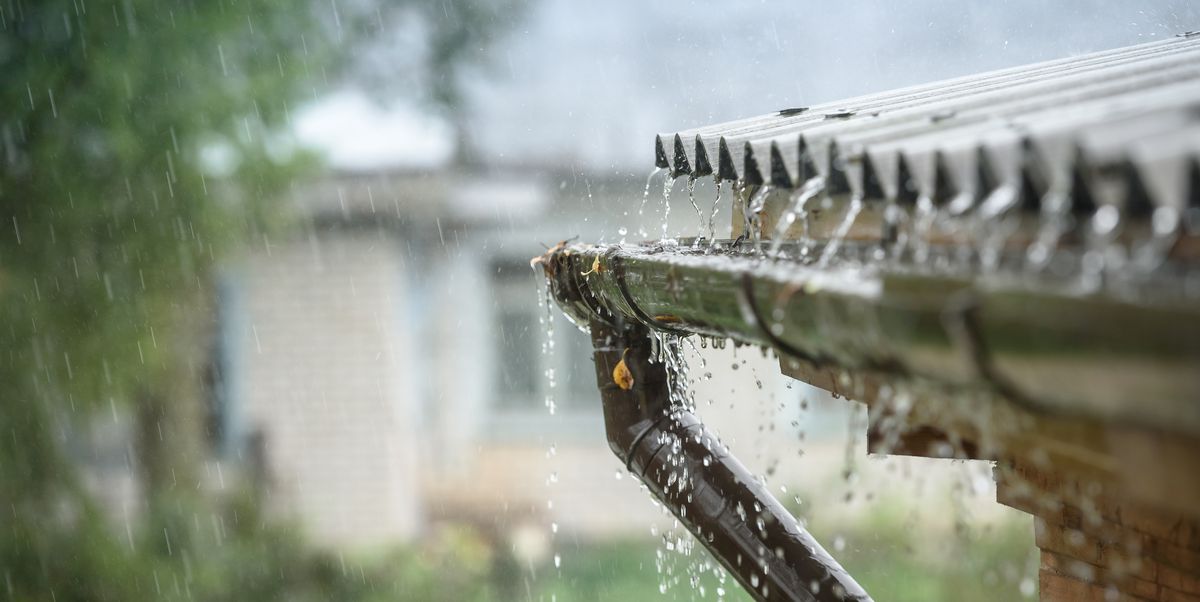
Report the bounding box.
[816,196,863,268]
[768,177,825,257]
[538,282,558,417]
[707,176,725,245]
[687,177,706,245]
[638,167,664,239]
[1024,190,1070,271]
[662,175,677,242]
[535,277,562,596]
[972,184,1020,273]
[1132,206,1182,271]
[744,185,773,252]
[910,196,937,266]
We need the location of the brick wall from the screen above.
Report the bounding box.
[998,462,1200,601]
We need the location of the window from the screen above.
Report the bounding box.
[491,260,599,415]
[494,306,539,407]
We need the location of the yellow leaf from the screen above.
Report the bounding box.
[581,256,603,276]
[612,350,634,390]
[529,239,572,275]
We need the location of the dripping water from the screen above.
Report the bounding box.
[816,196,863,268]
[662,174,677,242]
[1024,189,1068,271]
[882,201,911,264]
[637,167,664,239]
[973,184,1020,274]
[537,277,564,587]
[745,185,773,253]
[910,196,937,267]
[707,176,724,246]
[768,177,825,257]
[686,176,705,246]
[537,282,558,416]
[1082,204,1123,292]
[1130,206,1181,273]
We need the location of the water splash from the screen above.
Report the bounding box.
[647,335,735,600]
[745,185,773,253]
[882,201,911,264]
[1024,189,1069,271]
[910,196,937,267]
[768,177,825,257]
[972,184,1020,273]
[1082,205,1122,292]
[816,196,863,268]
[1130,206,1181,272]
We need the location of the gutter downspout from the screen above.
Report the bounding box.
[537,249,871,602]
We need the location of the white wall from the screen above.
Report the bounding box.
[228,230,422,548]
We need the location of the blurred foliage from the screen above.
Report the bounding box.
[532,506,1033,602]
[531,539,751,602]
[0,0,521,600]
[820,503,1036,600]
[0,486,499,601]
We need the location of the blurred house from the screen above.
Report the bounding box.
[211,167,671,550]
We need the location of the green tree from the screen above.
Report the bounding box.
[0,1,521,599]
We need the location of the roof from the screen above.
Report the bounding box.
[656,34,1200,217]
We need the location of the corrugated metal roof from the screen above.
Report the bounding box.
[656,34,1200,219]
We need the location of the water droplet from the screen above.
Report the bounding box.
[1019,577,1035,597]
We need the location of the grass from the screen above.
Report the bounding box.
[525,505,1035,601]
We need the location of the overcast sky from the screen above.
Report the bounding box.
[297,0,1200,172]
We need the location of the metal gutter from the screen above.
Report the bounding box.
[540,241,1200,438]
